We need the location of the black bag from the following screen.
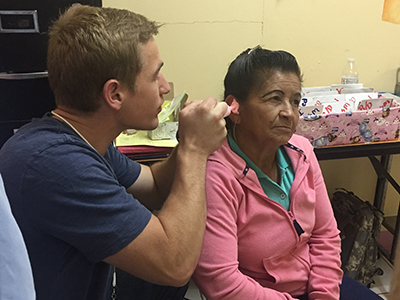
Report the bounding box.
[331,189,384,287]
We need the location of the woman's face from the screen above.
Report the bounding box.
[236,70,301,147]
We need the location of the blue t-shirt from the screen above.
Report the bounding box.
[0,114,152,300]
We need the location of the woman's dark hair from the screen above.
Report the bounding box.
[223,46,302,130]
[224,46,302,101]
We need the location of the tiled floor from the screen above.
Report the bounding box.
[185,256,394,300]
[370,255,394,300]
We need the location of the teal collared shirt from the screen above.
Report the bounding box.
[227,133,294,210]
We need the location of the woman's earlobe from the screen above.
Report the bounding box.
[230,115,240,124]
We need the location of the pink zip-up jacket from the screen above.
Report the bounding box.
[193,134,343,300]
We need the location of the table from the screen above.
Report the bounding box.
[314,139,400,263]
[116,130,177,163]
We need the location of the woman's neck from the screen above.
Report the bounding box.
[233,131,279,178]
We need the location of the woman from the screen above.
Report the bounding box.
[192,47,382,300]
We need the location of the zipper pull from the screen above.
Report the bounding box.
[293,219,305,236]
[289,211,305,236]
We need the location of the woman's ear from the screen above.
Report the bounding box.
[230,99,240,114]
[225,95,240,123]
[225,95,239,113]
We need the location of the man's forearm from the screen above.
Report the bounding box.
[155,145,208,275]
[149,145,179,203]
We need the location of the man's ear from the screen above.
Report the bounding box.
[225,95,240,123]
[103,79,123,111]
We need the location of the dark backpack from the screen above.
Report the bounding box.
[331,189,384,287]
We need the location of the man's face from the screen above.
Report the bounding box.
[122,37,170,130]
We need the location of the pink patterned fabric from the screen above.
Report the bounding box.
[296,104,400,147]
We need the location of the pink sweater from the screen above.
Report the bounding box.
[193,134,343,300]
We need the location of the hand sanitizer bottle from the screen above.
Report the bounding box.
[341,58,359,84]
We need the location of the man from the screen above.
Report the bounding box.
[0,5,228,300]
[0,174,36,300]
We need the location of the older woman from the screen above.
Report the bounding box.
[192,47,382,300]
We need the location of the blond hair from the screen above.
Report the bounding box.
[47,5,160,112]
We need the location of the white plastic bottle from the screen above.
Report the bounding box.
[341,58,359,84]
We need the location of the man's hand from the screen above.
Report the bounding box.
[177,97,228,157]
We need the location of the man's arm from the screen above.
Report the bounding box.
[126,147,178,211]
[104,98,228,286]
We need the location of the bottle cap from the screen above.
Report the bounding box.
[348,58,355,62]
